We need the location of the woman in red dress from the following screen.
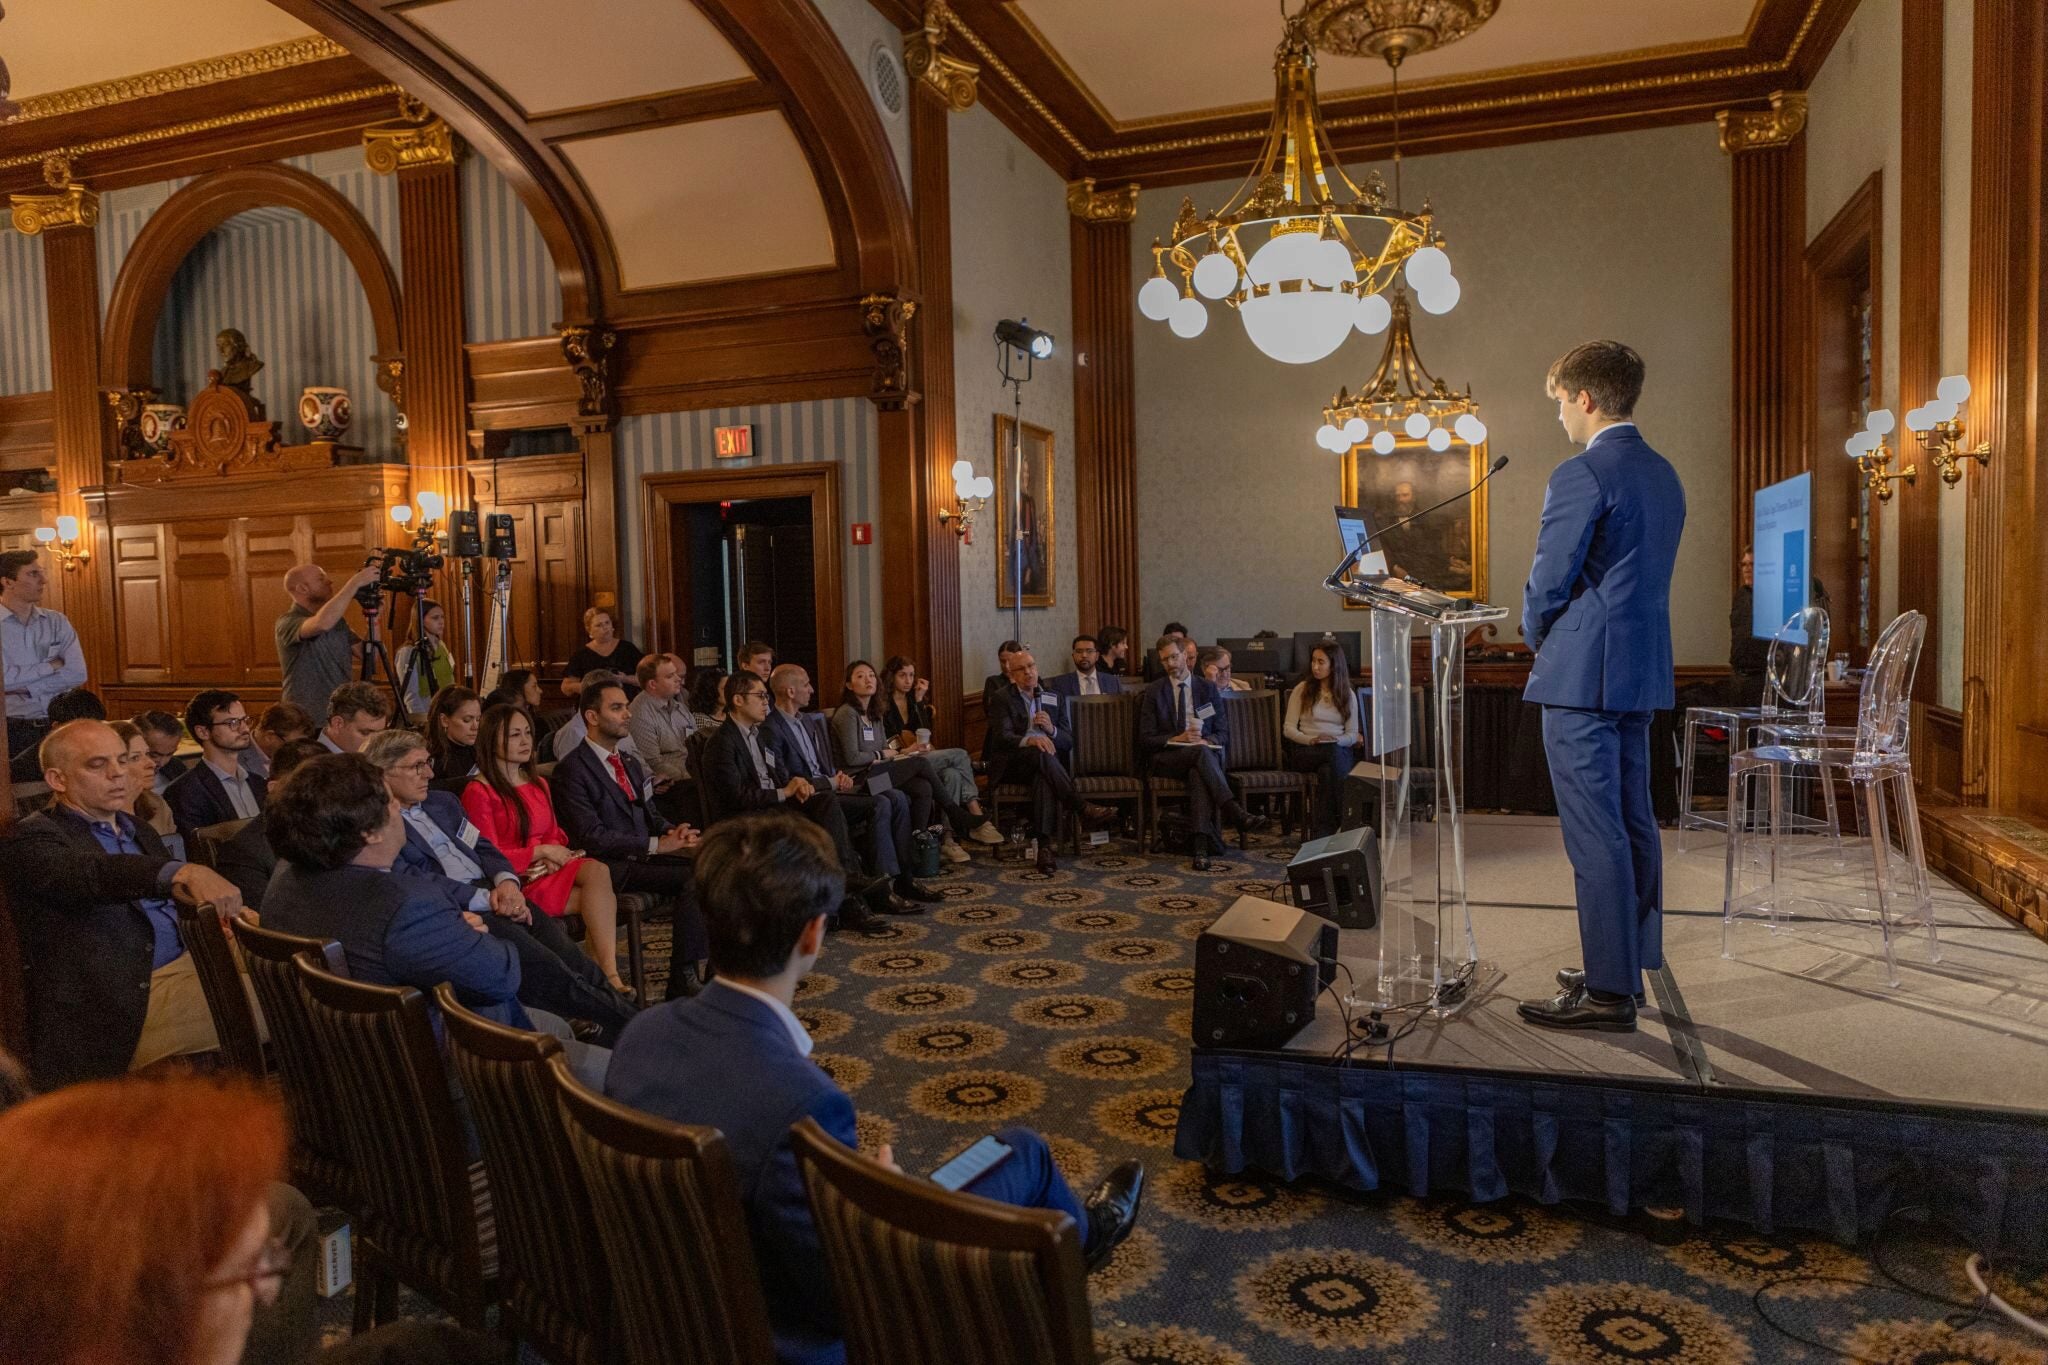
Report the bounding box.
[461,702,632,996]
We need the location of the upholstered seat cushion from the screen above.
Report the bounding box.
[1073,776,1140,797]
[1227,770,1307,792]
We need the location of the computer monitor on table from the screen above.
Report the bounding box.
[1293,631,1363,674]
[1218,637,1295,678]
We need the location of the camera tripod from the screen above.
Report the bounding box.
[478,556,516,695]
[357,587,423,708]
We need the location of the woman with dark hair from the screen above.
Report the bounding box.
[423,684,481,786]
[108,719,184,857]
[830,661,971,864]
[460,702,631,995]
[561,605,644,698]
[393,599,456,719]
[486,667,555,758]
[1096,625,1132,676]
[688,666,729,734]
[878,655,999,844]
[1283,641,1364,838]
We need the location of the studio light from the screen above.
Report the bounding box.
[994,319,1054,360]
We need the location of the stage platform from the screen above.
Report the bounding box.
[1176,815,2048,1256]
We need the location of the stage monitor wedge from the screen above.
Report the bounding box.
[1287,826,1380,930]
[1193,896,1338,1050]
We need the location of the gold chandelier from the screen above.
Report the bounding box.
[1315,286,1485,453]
[1136,12,1465,365]
[1303,0,1500,64]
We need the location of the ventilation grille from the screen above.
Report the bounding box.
[870,42,905,118]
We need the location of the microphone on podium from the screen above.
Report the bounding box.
[1325,454,1510,591]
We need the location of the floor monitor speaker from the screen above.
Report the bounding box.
[1193,895,1338,1050]
[1286,825,1380,930]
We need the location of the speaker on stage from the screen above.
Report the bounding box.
[1193,896,1338,1050]
[1286,825,1380,930]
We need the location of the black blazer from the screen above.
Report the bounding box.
[3,807,178,1088]
[163,760,266,841]
[215,814,277,912]
[553,740,672,862]
[982,684,1074,769]
[699,720,787,825]
[1137,674,1232,762]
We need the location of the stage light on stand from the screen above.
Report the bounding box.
[994,318,1054,360]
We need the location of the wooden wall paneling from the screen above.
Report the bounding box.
[0,393,55,470]
[577,425,620,617]
[241,516,305,685]
[1897,2,1944,706]
[37,216,119,686]
[111,525,169,681]
[468,451,589,677]
[165,520,243,679]
[1068,182,1141,642]
[1725,112,1807,578]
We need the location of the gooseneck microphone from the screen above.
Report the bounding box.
[1325,453,1509,591]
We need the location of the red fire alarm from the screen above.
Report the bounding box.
[850,523,873,545]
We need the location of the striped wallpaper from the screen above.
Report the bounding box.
[0,230,50,396]
[614,401,882,664]
[461,150,562,342]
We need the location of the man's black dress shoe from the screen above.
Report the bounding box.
[1191,849,1212,872]
[894,875,944,904]
[1555,967,1646,1008]
[1229,807,1272,837]
[1083,1159,1146,1272]
[863,883,925,916]
[1516,986,1637,1033]
[835,896,875,932]
[567,1017,605,1043]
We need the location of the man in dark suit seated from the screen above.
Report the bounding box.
[983,648,1116,876]
[1139,635,1269,871]
[214,739,324,912]
[163,689,266,843]
[606,812,1144,1365]
[979,639,1023,718]
[765,663,938,910]
[552,677,711,999]
[1140,622,1189,684]
[3,720,247,1089]
[1045,633,1124,699]
[364,728,639,1041]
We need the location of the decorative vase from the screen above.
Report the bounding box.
[299,386,353,441]
[138,403,186,454]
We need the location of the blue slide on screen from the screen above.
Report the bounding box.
[1751,472,1812,640]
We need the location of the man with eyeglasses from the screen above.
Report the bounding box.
[164,690,265,843]
[133,710,191,791]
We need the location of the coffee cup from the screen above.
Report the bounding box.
[916,728,931,746]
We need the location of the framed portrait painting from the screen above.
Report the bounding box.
[1339,436,1490,605]
[994,412,1055,608]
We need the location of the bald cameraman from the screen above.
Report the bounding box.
[276,561,380,726]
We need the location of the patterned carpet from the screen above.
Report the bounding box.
[323,830,2048,1364]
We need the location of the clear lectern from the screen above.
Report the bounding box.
[1324,574,1508,1013]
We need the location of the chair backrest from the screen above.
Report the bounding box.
[1763,606,1831,718]
[1218,690,1281,772]
[1855,610,1927,760]
[189,816,254,871]
[789,1117,1099,1365]
[233,916,353,1205]
[292,958,491,1325]
[1068,694,1136,779]
[550,1055,777,1365]
[435,985,612,1365]
[174,901,266,1076]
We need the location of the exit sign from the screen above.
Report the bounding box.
[714,424,755,459]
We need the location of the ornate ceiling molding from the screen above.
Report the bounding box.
[904,1,980,111]
[7,150,96,233]
[0,36,350,125]
[1066,177,1138,224]
[860,291,918,411]
[1716,89,1809,154]
[363,95,457,172]
[0,84,399,175]
[559,324,618,425]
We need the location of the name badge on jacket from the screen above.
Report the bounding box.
[1196,703,1216,721]
[457,819,481,848]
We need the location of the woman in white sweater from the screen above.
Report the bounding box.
[1283,641,1363,838]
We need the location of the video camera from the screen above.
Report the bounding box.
[356,532,445,609]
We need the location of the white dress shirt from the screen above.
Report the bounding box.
[1076,670,1100,696]
[207,758,262,820]
[1,604,88,719]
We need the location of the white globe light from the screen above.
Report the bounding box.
[1192,252,1240,300]
[1904,405,1930,432]
[1247,230,1320,285]
[1454,413,1488,444]
[1866,408,1896,435]
[1137,275,1178,322]
[973,475,995,499]
[1169,295,1209,339]
[1405,245,1450,287]
[1341,416,1370,444]
[951,459,974,484]
[1404,412,1430,439]
[1426,426,1452,452]
[1926,398,1959,424]
[1417,274,1462,314]
[1307,237,1356,289]
[1239,289,1354,364]
[1937,373,1971,404]
[1315,423,1343,451]
[1847,431,1877,456]
[1371,430,1397,455]
[1354,291,1392,335]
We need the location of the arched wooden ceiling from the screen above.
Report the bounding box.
[267,0,913,325]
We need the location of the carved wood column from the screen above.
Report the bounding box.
[1896,5,1943,707]
[1068,178,1141,642]
[559,325,621,620]
[1718,91,1809,581]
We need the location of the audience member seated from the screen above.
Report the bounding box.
[164,689,265,843]
[1139,635,1268,871]
[364,729,637,1041]
[8,684,103,784]
[214,740,324,912]
[628,652,695,813]
[687,666,728,735]
[605,812,1144,1365]
[394,598,457,720]
[877,655,999,845]
[1284,641,1364,839]
[246,701,315,781]
[3,720,244,1088]
[699,671,890,930]
[552,677,711,998]
[980,638,1023,717]
[983,648,1116,875]
[424,684,482,787]
[318,681,392,755]
[767,663,939,910]
[1197,644,1253,692]
[833,660,971,864]
[561,605,643,698]
[1047,632,1125,699]
[485,667,555,757]
[736,639,776,686]
[551,668,648,762]
[1096,624,1132,677]
[134,709,191,790]
[1141,621,1189,683]
[463,703,635,998]
[109,720,186,859]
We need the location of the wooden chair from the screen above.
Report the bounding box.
[435,986,613,1365]
[789,1117,1106,1365]
[189,816,254,871]
[233,917,353,1210]
[292,958,497,1333]
[1218,690,1306,844]
[173,900,266,1077]
[551,1055,777,1365]
[1066,695,1142,851]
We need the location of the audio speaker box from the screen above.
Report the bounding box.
[1193,895,1338,1050]
[1286,825,1380,930]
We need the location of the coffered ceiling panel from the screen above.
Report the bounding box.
[558,111,835,289]
[0,0,314,101]
[399,0,753,118]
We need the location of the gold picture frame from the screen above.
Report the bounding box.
[995,412,1056,608]
[1339,437,1490,606]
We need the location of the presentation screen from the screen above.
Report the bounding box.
[1334,504,1386,578]
[1751,472,1812,639]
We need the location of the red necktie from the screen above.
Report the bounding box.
[607,752,636,802]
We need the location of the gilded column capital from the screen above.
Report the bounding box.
[558,324,618,424]
[860,291,920,411]
[364,96,458,173]
[904,1,979,112]
[9,152,98,234]
[1716,90,1808,155]
[1066,178,1140,224]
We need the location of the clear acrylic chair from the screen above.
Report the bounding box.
[1680,605,1835,835]
[1721,610,1935,986]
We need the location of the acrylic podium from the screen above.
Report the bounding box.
[1323,571,1508,1014]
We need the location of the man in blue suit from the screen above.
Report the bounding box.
[1045,633,1124,699]
[607,812,1144,1365]
[1137,635,1268,870]
[983,648,1117,874]
[1519,341,1685,1032]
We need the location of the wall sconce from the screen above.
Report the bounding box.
[33,515,88,571]
[936,459,994,539]
[390,490,447,537]
[1904,374,1991,487]
[1845,408,1914,503]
